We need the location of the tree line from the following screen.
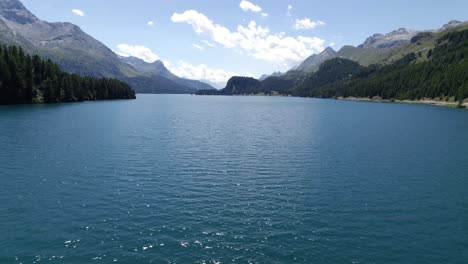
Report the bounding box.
[0,45,135,105]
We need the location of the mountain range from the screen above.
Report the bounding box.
[198,21,468,106]
[0,0,214,94]
[289,20,467,75]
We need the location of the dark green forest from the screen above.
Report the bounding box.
[0,45,135,105]
[299,29,468,102]
[198,29,468,105]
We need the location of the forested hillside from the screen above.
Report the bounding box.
[0,45,135,104]
[299,29,468,102]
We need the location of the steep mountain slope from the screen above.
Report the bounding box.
[121,56,215,91]
[0,17,35,52]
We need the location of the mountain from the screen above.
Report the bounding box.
[259,71,283,81]
[0,0,210,94]
[120,56,215,91]
[0,0,138,78]
[221,77,261,95]
[291,20,468,75]
[197,71,305,96]
[358,28,420,49]
[295,47,338,73]
[440,20,465,31]
[296,28,468,104]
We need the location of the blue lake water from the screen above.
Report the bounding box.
[0,95,467,263]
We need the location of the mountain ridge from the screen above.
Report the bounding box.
[0,0,212,94]
[292,20,468,75]
[120,56,215,91]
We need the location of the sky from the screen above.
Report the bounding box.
[21,0,468,87]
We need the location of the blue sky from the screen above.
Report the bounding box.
[21,0,468,86]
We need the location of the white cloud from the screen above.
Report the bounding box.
[163,60,172,68]
[169,60,238,86]
[171,10,325,66]
[330,42,336,47]
[72,9,85,17]
[287,4,293,16]
[116,44,159,63]
[202,40,216,48]
[239,0,262,13]
[193,44,204,51]
[294,18,326,30]
[261,13,268,18]
[147,21,155,27]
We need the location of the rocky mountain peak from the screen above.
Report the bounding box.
[0,0,37,24]
[322,47,337,55]
[440,20,463,30]
[358,27,419,49]
[294,46,338,73]
[391,28,411,34]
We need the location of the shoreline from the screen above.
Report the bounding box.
[337,97,468,109]
[195,93,468,109]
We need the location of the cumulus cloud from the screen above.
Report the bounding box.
[330,42,336,47]
[171,10,325,66]
[163,60,172,68]
[294,18,326,30]
[239,0,262,13]
[261,13,268,18]
[72,9,85,17]
[147,21,155,27]
[193,44,204,51]
[116,44,159,63]
[169,60,238,86]
[202,40,216,48]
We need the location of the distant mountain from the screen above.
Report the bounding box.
[291,20,468,75]
[122,75,196,94]
[0,0,210,94]
[439,20,465,31]
[259,71,283,81]
[295,47,338,73]
[197,71,305,96]
[358,28,420,49]
[120,56,215,91]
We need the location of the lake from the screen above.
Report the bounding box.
[0,95,467,263]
